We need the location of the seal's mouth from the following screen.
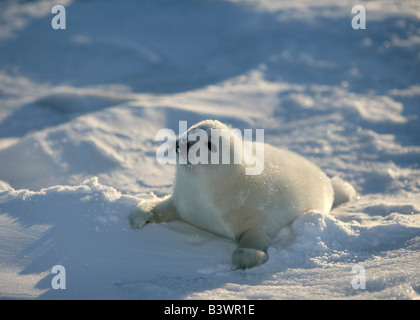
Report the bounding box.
[175,138,193,165]
[175,138,196,154]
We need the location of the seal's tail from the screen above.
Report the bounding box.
[331,176,357,207]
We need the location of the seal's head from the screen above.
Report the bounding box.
[175,120,239,171]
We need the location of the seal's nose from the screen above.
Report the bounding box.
[175,139,180,153]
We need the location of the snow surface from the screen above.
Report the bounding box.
[1,0,420,299]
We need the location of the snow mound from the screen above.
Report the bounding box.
[0,130,123,190]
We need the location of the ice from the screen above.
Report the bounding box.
[0,0,419,299]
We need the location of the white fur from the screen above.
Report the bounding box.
[129,120,356,269]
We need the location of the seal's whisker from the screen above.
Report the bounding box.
[168,142,177,152]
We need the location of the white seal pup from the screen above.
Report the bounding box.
[130,120,356,269]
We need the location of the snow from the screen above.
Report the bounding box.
[1,0,420,299]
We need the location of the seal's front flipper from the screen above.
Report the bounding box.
[232,247,268,270]
[232,228,270,270]
[129,195,179,229]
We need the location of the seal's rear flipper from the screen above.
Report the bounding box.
[331,176,357,207]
